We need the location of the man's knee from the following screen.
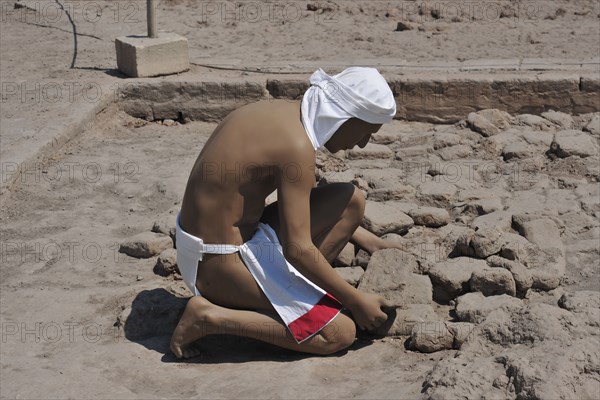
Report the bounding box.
[347,185,366,220]
[318,316,356,354]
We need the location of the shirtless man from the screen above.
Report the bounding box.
[171,67,399,358]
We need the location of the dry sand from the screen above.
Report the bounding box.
[0,108,441,399]
[2,104,599,399]
[1,1,599,399]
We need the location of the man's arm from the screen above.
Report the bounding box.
[276,152,357,302]
[275,146,388,330]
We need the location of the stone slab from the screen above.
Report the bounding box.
[116,32,190,78]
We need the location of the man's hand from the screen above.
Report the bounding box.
[347,292,393,331]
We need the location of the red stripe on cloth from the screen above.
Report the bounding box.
[288,293,343,343]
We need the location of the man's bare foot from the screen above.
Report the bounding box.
[170,296,220,359]
[371,233,406,253]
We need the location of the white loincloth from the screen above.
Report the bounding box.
[175,214,342,343]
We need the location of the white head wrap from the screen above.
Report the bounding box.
[300,67,396,151]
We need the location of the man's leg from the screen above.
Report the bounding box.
[171,182,363,358]
[171,296,355,358]
[351,226,406,254]
[261,182,365,262]
[262,182,403,258]
[198,182,371,313]
[351,226,385,254]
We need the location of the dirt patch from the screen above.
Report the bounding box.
[1,104,599,398]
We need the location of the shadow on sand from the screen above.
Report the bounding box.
[123,288,375,364]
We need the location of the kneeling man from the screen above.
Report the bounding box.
[172,67,399,358]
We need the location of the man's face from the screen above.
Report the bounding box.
[324,118,383,153]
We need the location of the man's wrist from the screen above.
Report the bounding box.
[337,287,362,309]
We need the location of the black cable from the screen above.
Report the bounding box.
[54,0,78,69]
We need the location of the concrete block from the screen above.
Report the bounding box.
[115,32,189,78]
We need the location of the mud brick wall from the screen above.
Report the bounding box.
[119,73,599,123]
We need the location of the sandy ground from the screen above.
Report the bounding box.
[1,108,445,399]
[1,104,599,398]
[2,0,600,78]
[1,0,599,172]
[1,0,600,130]
[1,1,600,399]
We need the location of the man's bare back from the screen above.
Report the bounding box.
[179,99,308,245]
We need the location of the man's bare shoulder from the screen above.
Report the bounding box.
[238,100,314,162]
[278,123,315,166]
